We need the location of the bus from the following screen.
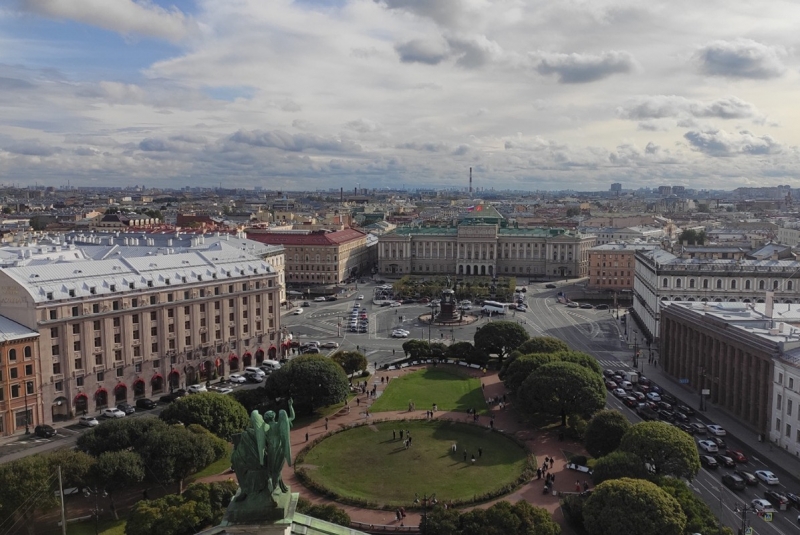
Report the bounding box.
[481,301,509,315]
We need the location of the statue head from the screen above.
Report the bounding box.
[264,410,276,422]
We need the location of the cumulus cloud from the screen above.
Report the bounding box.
[395,38,450,65]
[534,51,637,83]
[447,35,505,69]
[20,0,197,41]
[684,129,781,156]
[696,39,786,79]
[378,0,468,28]
[396,141,449,152]
[4,139,60,156]
[227,130,361,153]
[618,95,763,124]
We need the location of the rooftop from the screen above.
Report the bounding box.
[0,315,39,342]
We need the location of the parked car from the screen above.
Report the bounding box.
[229,373,246,384]
[116,402,136,415]
[690,423,707,434]
[579,303,593,309]
[707,424,727,436]
[188,384,208,394]
[320,341,340,349]
[302,301,311,307]
[135,398,157,410]
[101,407,126,418]
[34,424,57,438]
[244,372,263,383]
[709,436,727,449]
[698,440,719,453]
[302,346,320,354]
[726,449,748,463]
[567,302,579,308]
[623,396,639,408]
[595,304,610,310]
[605,380,618,390]
[764,490,790,511]
[545,283,557,289]
[750,499,775,513]
[734,470,758,486]
[714,454,736,468]
[676,422,694,435]
[722,473,746,491]
[676,404,694,416]
[79,415,99,427]
[646,392,662,402]
[356,295,364,300]
[755,470,780,485]
[700,455,719,469]
[673,411,690,423]
[612,388,627,398]
[314,296,327,302]
[325,296,337,302]
[159,393,179,404]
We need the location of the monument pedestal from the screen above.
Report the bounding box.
[220,492,298,534]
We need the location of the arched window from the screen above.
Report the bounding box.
[774,280,780,290]
[789,281,794,291]
[703,279,709,289]
[716,279,722,289]
[24,346,32,358]
[689,279,696,289]
[662,277,669,288]
[730,280,737,289]
[8,348,16,361]
[759,280,765,290]
[745,280,751,290]
[675,279,682,288]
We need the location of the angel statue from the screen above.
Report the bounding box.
[264,400,295,494]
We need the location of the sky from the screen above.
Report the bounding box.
[2,0,800,192]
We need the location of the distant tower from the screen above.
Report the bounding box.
[469,167,473,194]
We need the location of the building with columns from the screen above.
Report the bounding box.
[660,300,800,447]
[0,236,284,429]
[377,207,595,279]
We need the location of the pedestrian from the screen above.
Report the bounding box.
[452,442,457,453]
[463,451,467,462]
[400,508,406,518]
[544,456,550,465]
[356,398,360,406]
[471,454,476,465]
[490,419,494,430]
[575,480,581,492]
[549,457,554,469]
[583,481,589,492]
[142,489,149,500]
[551,473,556,483]
[381,376,385,384]
[396,510,401,521]
[502,394,507,403]
[305,432,309,442]
[536,468,542,480]
[393,430,397,440]
[325,417,329,430]
[482,383,485,390]
[478,447,482,458]
[400,430,404,439]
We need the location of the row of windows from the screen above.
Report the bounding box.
[0,346,33,363]
[47,280,271,303]
[0,380,34,401]
[661,278,794,291]
[0,363,34,384]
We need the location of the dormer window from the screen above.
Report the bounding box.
[69,289,75,297]
[110,284,116,292]
[46,292,53,300]
[90,287,96,295]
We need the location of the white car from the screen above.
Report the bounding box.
[751,498,775,513]
[646,392,662,402]
[188,384,208,394]
[212,386,233,395]
[755,470,779,485]
[697,440,719,453]
[79,415,99,427]
[229,373,246,384]
[320,341,340,349]
[293,308,304,315]
[314,296,327,302]
[516,304,527,312]
[706,425,726,436]
[391,330,409,338]
[612,388,627,398]
[390,301,401,307]
[101,408,126,419]
[356,295,364,300]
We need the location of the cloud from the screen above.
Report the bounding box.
[20,0,197,41]
[0,77,35,91]
[4,139,60,156]
[138,138,171,152]
[396,141,449,152]
[395,38,450,65]
[227,130,361,153]
[696,39,786,79]
[447,35,505,69]
[684,129,781,157]
[378,0,468,28]
[345,119,382,133]
[534,51,637,83]
[618,95,762,122]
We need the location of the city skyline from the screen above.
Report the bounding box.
[3,1,800,190]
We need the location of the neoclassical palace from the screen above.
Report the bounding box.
[377,207,595,279]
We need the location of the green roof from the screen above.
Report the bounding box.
[499,227,568,237]
[459,205,503,223]
[389,226,570,237]
[393,227,459,235]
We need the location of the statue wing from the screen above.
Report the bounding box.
[278,409,292,466]
[251,410,267,466]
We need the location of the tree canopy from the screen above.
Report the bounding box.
[77,417,170,456]
[619,421,700,480]
[502,354,558,392]
[658,478,734,535]
[584,410,631,458]
[678,229,706,245]
[515,337,570,356]
[0,454,58,534]
[518,361,606,425]
[473,321,529,363]
[91,451,145,519]
[446,341,486,365]
[265,354,349,415]
[138,425,224,492]
[583,478,686,535]
[591,451,650,486]
[402,339,431,359]
[160,392,249,440]
[331,351,368,375]
[296,497,351,527]
[424,500,560,535]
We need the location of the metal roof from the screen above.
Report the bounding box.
[0,315,39,342]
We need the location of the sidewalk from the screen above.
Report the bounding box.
[198,365,581,534]
[618,315,800,481]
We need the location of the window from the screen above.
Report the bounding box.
[689,279,695,288]
[72,306,79,317]
[168,324,175,333]
[113,317,120,327]
[114,333,121,344]
[151,342,158,353]
[72,324,81,335]
[184,306,190,315]
[779,373,784,384]
[133,330,140,340]
[789,400,793,416]
[777,417,782,431]
[97,371,104,382]
[151,327,158,336]
[117,367,123,377]
[9,349,16,361]
[662,278,669,288]
[150,295,157,305]
[95,354,102,365]
[774,280,780,290]
[93,320,101,331]
[50,327,58,338]
[184,291,190,300]
[55,381,63,392]
[745,280,751,290]
[51,344,59,356]
[229,299,234,307]
[184,321,190,330]
[185,336,191,346]
[75,358,83,370]
[132,298,138,308]
[132,314,139,324]
[730,280,737,289]
[133,346,141,357]
[150,311,157,321]
[790,378,795,390]
[759,280,766,290]
[53,362,61,375]
[11,384,20,398]
[777,394,783,410]
[200,304,205,313]
[49,310,57,320]
[675,279,682,288]
[113,301,120,311]
[135,362,142,373]
[787,423,792,437]
[168,309,174,318]
[73,341,81,351]
[153,359,160,369]
[76,375,84,386]
[702,279,709,289]
[95,337,101,347]
[10,368,18,379]
[93,303,99,314]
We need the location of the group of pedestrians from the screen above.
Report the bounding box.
[392,429,413,449]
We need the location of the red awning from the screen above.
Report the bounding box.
[74,392,88,402]
[94,387,108,399]
[228,354,239,362]
[151,373,164,383]
[255,347,264,354]
[133,378,145,386]
[243,351,252,358]
[268,345,276,351]
[215,357,221,366]
[114,383,127,392]
[168,369,179,377]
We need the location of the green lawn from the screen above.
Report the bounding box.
[67,518,125,535]
[370,367,488,415]
[191,442,234,480]
[300,420,527,506]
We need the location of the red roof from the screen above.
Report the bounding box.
[246,228,365,246]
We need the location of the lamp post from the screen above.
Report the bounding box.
[632,330,639,369]
[698,366,707,412]
[169,364,174,394]
[414,493,437,534]
[83,486,107,535]
[428,305,438,344]
[23,380,30,434]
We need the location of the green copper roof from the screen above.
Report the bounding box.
[460,205,504,222]
[392,227,459,235]
[389,226,571,237]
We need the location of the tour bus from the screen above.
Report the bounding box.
[481,301,509,315]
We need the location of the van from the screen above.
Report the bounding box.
[260,360,282,371]
[620,381,633,391]
[622,371,638,384]
[245,366,266,378]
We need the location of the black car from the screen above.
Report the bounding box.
[244,372,263,383]
[325,296,337,302]
[722,473,746,491]
[116,402,136,415]
[714,454,736,468]
[380,302,392,307]
[173,388,187,397]
[764,490,789,510]
[700,455,719,469]
[710,436,727,449]
[135,398,157,410]
[661,393,678,405]
[595,304,609,310]
[545,283,557,288]
[159,393,178,404]
[676,404,695,416]
[34,424,56,438]
[673,412,690,423]
[785,492,800,509]
[676,422,694,435]
[302,301,311,307]
[402,299,416,304]
[657,409,675,422]
[734,470,758,485]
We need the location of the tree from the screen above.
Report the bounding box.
[77,417,170,456]
[138,425,220,493]
[0,455,57,535]
[583,478,686,535]
[618,421,700,480]
[584,410,631,458]
[229,386,270,414]
[559,351,602,376]
[515,337,570,356]
[658,478,733,535]
[402,339,431,359]
[296,497,351,526]
[265,354,349,416]
[678,229,706,245]
[47,449,95,490]
[473,321,529,364]
[91,451,145,519]
[518,361,606,425]
[331,351,368,375]
[502,354,558,393]
[591,451,650,485]
[160,392,249,440]
[126,493,204,535]
[423,500,559,535]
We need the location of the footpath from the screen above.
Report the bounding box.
[198,365,583,534]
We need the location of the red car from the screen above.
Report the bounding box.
[726,449,748,463]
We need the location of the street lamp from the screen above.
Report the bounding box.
[698,366,707,412]
[23,380,30,434]
[632,330,639,369]
[83,486,107,535]
[414,493,437,534]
